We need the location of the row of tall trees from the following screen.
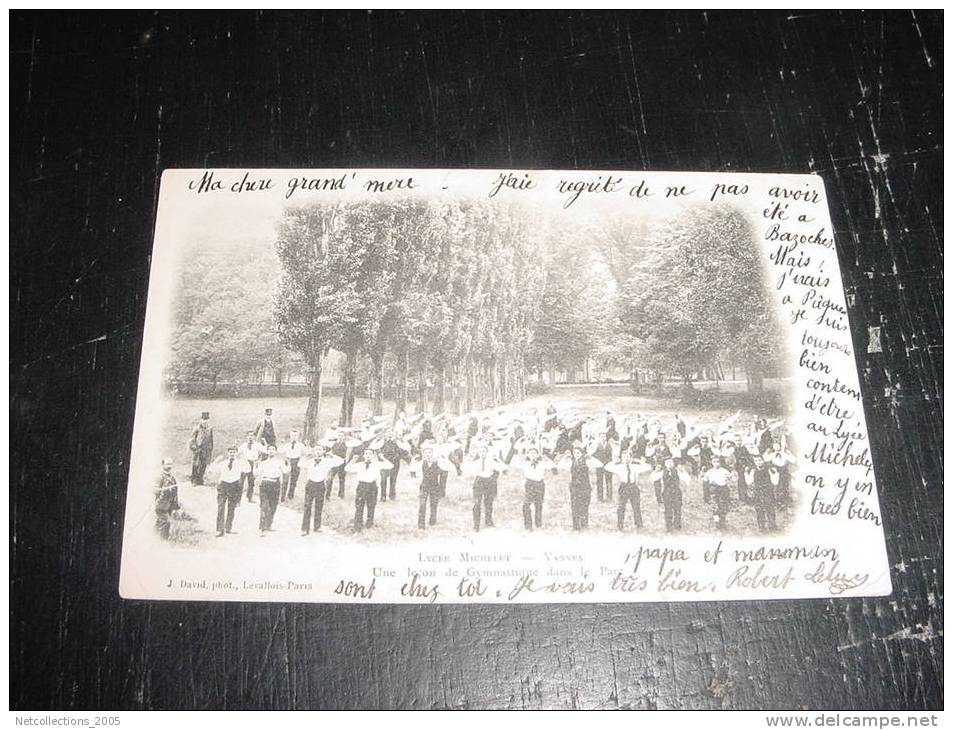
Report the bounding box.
[167,200,786,439]
[274,198,550,440]
[524,225,614,385]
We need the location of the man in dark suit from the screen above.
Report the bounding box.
[154,458,180,539]
[327,433,349,499]
[254,408,278,448]
[752,455,778,531]
[735,443,755,503]
[189,411,214,485]
[379,433,409,501]
[698,435,715,501]
[592,434,613,502]
[417,446,451,529]
[660,458,683,532]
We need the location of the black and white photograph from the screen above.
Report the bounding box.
[118,169,889,604]
[11,9,940,716]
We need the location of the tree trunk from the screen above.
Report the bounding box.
[339,349,357,426]
[476,361,486,409]
[395,350,409,418]
[369,350,385,416]
[464,357,474,413]
[447,365,456,414]
[489,361,498,406]
[433,366,446,414]
[548,364,556,388]
[416,363,429,414]
[451,364,463,414]
[303,353,324,442]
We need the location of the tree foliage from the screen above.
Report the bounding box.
[607,205,786,390]
[525,221,613,380]
[168,197,788,438]
[167,237,304,389]
[275,197,548,430]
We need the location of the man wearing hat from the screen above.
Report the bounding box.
[188,411,214,485]
[154,458,180,539]
[255,408,278,448]
[216,446,244,537]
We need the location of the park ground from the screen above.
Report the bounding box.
[158,383,796,548]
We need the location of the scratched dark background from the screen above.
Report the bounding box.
[10,10,942,710]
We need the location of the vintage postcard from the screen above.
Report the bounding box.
[118,168,891,603]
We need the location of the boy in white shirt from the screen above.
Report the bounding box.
[345,449,392,531]
[464,442,508,531]
[256,445,288,536]
[605,451,651,530]
[512,447,556,531]
[301,444,345,535]
[703,456,735,531]
[238,431,260,503]
[216,445,245,537]
[280,429,305,501]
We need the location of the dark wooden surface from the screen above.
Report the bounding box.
[10,11,942,710]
